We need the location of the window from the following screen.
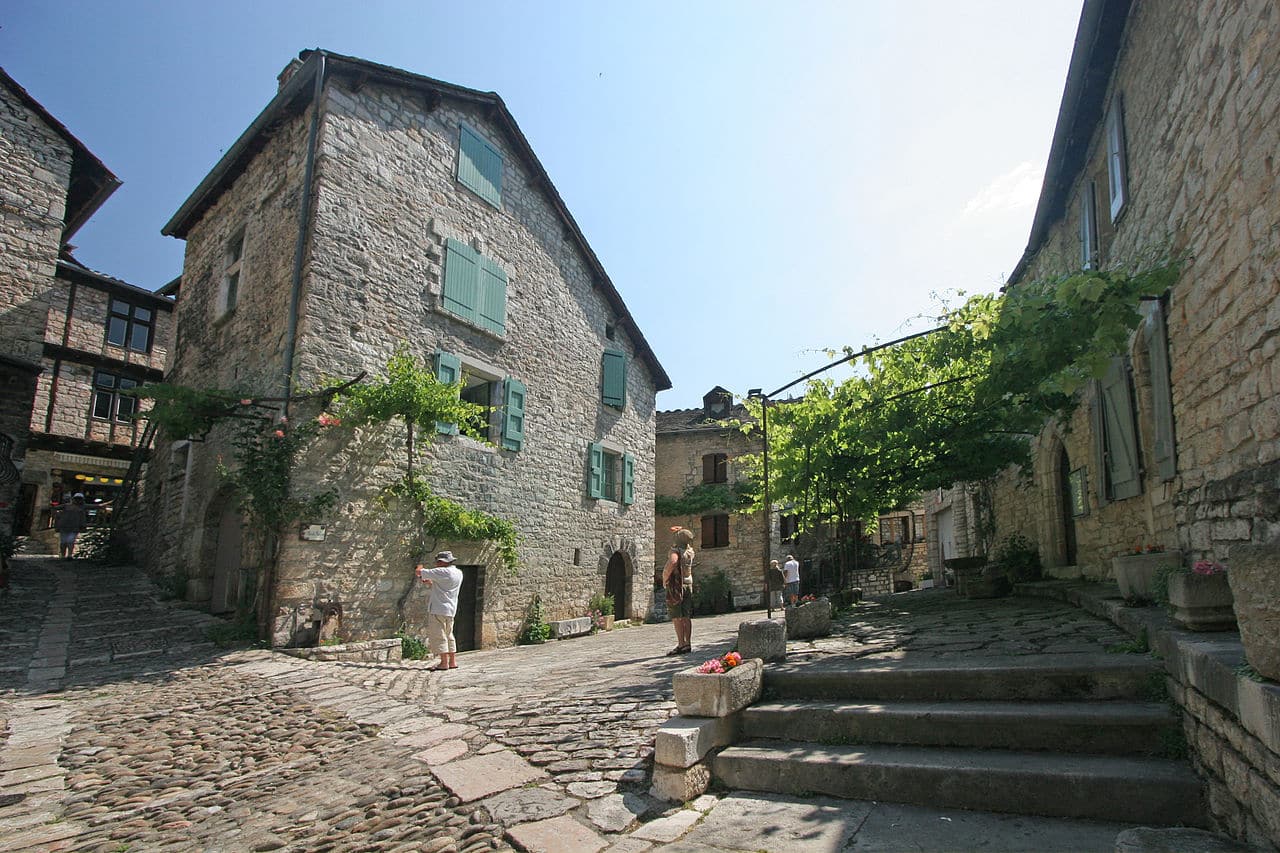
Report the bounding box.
[1093,356,1142,503]
[1105,97,1128,222]
[913,513,925,542]
[703,453,728,484]
[92,371,138,422]
[457,123,503,208]
[587,443,634,504]
[443,239,507,335]
[435,350,525,451]
[1080,181,1099,270]
[459,372,497,441]
[106,299,153,352]
[701,514,729,548]
[780,514,798,541]
[220,228,246,316]
[601,349,626,408]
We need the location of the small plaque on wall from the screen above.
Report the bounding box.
[1068,468,1089,517]
[300,524,327,542]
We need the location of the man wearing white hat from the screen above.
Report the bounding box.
[415,551,463,671]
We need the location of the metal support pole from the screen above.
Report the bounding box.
[762,396,772,618]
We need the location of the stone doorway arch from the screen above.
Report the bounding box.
[605,550,631,622]
[1034,429,1076,571]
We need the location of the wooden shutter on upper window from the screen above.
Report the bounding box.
[587,442,604,499]
[601,349,626,408]
[501,377,526,451]
[1099,356,1142,500]
[443,239,480,325]
[457,124,503,208]
[622,453,635,505]
[478,257,508,335]
[1144,302,1177,481]
[701,516,715,549]
[434,351,461,435]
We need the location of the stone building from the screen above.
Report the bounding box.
[0,67,122,542]
[654,388,780,611]
[143,51,669,648]
[924,0,1279,843]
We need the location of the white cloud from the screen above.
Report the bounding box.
[962,161,1045,217]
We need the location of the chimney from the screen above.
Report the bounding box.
[277,58,304,91]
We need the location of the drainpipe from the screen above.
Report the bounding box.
[281,52,326,418]
[261,52,325,642]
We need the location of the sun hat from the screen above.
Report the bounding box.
[73,492,85,499]
[435,551,457,564]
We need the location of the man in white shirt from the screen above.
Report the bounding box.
[416,551,464,671]
[783,555,801,605]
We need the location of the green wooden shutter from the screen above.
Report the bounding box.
[622,453,635,505]
[587,442,604,499]
[601,349,626,408]
[1100,356,1142,500]
[435,351,461,435]
[443,239,480,324]
[1091,381,1110,507]
[1144,303,1177,481]
[501,377,526,452]
[458,124,503,208]
[478,257,508,335]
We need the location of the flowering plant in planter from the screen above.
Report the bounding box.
[696,651,743,674]
[1192,560,1227,576]
[1154,559,1234,632]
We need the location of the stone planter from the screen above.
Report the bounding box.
[785,597,832,639]
[673,658,763,717]
[1167,572,1235,632]
[919,578,935,590]
[1227,543,1280,681]
[1112,551,1183,600]
[602,614,615,631]
[945,556,987,596]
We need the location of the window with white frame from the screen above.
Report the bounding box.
[219,228,246,317]
[1105,97,1128,222]
[1080,181,1099,270]
[92,371,139,422]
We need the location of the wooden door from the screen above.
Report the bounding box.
[211,504,243,614]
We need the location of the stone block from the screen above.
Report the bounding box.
[1168,572,1237,631]
[1237,677,1280,756]
[673,658,763,718]
[737,618,786,662]
[1114,827,1250,853]
[550,617,593,639]
[654,714,739,769]
[649,761,710,802]
[785,598,832,639]
[1227,542,1280,681]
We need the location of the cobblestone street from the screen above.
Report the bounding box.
[1,556,1136,852]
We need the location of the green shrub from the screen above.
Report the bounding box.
[990,533,1042,582]
[207,616,259,647]
[518,595,551,645]
[691,570,733,616]
[398,632,429,660]
[588,592,614,617]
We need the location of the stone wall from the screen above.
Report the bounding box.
[654,425,777,607]
[981,0,1280,579]
[0,364,39,536]
[149,71,660,648]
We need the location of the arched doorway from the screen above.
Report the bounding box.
[210,501,244,614]
[1058,447,1078,567]
[605,551,629,622]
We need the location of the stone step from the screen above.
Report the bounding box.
[765,654,1162,702]
[713,741,1207,826]
[741,699,1179,755]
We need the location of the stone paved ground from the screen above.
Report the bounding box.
[0,556,1135,852]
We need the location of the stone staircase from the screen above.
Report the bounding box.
[714,653,1209,827]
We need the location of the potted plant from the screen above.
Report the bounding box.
[673,652,763,717]
[1158,560,1235,632]
[589,592,615,632]
[1112,545,1183,602]
[1227,543,1280,681]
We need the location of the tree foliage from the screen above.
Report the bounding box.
[744,259,1181,540]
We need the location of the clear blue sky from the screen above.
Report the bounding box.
[2,1,1082,408]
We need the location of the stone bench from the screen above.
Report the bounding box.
[549,616,593,639]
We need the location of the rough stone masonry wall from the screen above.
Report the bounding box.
[0,81,73,536]
[989,0,1280,576]
[247,77,656,646]
[654,427,775,607]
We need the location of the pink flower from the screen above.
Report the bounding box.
[723,652,742,668]
[278,415,289,424]
[273,429,285,438]
[239,398,253,406]
[316,413,341,427]
[696,659,725,674]
[1192,560,1226,576]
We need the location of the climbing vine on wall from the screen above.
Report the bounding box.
[655,482,754,517]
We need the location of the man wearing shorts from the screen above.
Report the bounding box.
[783,554,801,605]
[416,551,463,671]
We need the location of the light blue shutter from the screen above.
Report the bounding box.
[443,239,479,324]
[622,453,635,505]
[1100,357,1142,500]
[501,377,526,451]
[601,349,626,408]
[478,257,508,335]
[458,124,503,207]
[435,351,461,435]
[1145,303,1177,481]
[587,442,604,499]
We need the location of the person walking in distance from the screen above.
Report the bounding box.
[55,493,88,560]
[416,551,463,671]
[663,527,695,656]
[783,554,801,605]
